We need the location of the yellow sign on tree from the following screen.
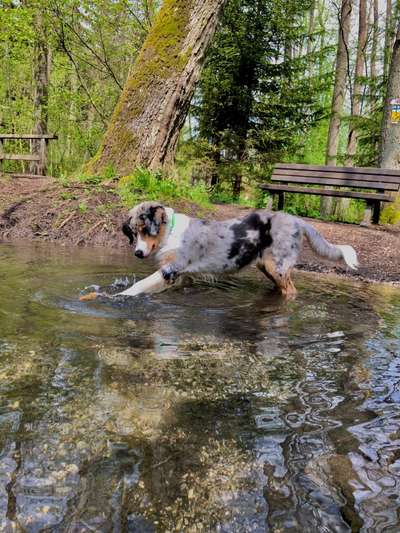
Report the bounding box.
[390,98,400,123]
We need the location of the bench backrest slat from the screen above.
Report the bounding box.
[0,153,41,161]
[275,162,400,180]
[0,133,57,140]
[272,171,400,190]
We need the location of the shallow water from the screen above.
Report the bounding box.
[0,243,400,532]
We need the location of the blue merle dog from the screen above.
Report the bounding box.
[119,201,358,298]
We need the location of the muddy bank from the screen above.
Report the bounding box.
[0,176,399,283]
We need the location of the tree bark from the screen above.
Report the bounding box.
[31,8,51,176]
[321,0,352,216]
[88,0,226,176]
[379,19,400,169]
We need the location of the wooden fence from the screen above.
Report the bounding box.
[0,133,57,178]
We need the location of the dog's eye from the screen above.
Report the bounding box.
[141,226,150,236]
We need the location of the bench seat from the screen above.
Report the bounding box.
[260,184,393,203]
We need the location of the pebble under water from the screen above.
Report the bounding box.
[0,243,400,532]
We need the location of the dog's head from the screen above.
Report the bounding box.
[122,201,168,258]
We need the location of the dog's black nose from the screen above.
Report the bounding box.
[135,250,144,259]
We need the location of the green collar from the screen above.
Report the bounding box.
[170,211,176,230]
[166,208,176,234]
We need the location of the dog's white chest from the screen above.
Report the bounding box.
[160,213,190,253]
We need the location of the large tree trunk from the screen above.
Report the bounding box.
[31,8,51,176]
[379,20,400,169]
[88,0,226,176]
[321,0,352,216]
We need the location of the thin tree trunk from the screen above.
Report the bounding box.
[321,0,352,216]
[84,105,96,161]
[370,0,378,112]
[345,0,367,165]
[88,0,226,176]
[31,8,50,176]
[325,0,352,166]
[284,41,293,62]
[317,0,327,80]
[384,0,393,81]
[67,70,78,160]
[379,19,400,169]
[334,0,366,219]
[307,0,316,58]
[232,172,241,200]
[210,133,221,188]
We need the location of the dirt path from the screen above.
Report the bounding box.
[1,177,399,283]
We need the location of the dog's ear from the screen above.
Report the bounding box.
[122,219,134,244]
[148,205,166,236]
[153,205,167,225]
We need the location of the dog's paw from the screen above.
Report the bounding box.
[161,266,178,284]
[79,291,99,301]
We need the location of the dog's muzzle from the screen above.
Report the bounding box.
[135,250,144,259]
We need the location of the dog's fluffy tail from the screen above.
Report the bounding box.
[300,221,358,270]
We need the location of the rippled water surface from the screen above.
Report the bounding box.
[0,243,400,532]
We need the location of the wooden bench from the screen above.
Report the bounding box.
[0,133,57,178]
[260,163,400,224]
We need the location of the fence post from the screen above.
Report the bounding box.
[0,139,3,175]
[40,137,48,176]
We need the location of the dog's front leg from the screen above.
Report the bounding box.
[117,270,168,297]
[117,260,185,298]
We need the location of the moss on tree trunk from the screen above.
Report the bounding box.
[87,0,226,176]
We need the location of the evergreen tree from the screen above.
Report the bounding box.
[193,0,329,198]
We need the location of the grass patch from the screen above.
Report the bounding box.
[57,164,117,188]
[59,191,77,201]
[381,195,400,224]
[95,202,121,215]
[118,166,210,208]
[78,202,88,214]
[210,190,256,207]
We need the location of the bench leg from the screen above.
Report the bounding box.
[278,191,284,211]
[361,202,373,226]
[264,195,273,211]
[361,200,381,226]
[372,201,381,224]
